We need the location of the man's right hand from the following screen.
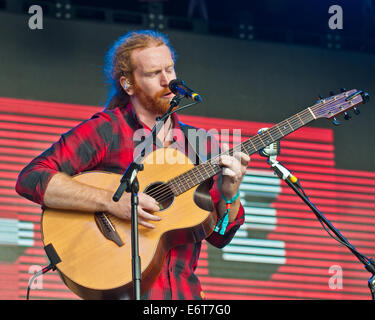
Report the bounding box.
[106,192,161,229]
[43,172,161,229]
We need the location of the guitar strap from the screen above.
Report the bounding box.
[178,121,207,165]
[179,121,218,199]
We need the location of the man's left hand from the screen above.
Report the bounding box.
[218,143,250,199]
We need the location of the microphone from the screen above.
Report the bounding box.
[169,79,202,102]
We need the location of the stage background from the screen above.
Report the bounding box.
[0,4,374,299]
[1,98,375,300]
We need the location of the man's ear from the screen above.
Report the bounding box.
[120,76,134,95]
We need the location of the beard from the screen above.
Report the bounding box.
[132,82,172,115]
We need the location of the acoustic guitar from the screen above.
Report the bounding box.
[41,89,368,299]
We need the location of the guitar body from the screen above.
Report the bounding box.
[41,148,217,300]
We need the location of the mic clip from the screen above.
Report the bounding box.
[269,158,294,182]
[257,127,281,158]
[170,94,183,108]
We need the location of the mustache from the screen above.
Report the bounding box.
[155,88,172,98]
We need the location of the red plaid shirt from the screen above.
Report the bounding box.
[16,103,245,300]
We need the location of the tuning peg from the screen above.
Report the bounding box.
[333,117,340,125]
[318,94,324,100]
[329,91,335,96]
[353,107,360,115]
[340,88,346,93]
[362,92,370,104]
[344,112,351,120]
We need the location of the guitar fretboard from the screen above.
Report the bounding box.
[167,107,316,196]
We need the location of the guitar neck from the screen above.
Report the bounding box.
[167,106,317,196]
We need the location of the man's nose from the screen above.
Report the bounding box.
[160,71,171,87]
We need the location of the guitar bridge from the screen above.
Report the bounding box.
[94,212,124,247]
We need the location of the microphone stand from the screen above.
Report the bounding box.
[112,94,193,300]
[266,154,375,299]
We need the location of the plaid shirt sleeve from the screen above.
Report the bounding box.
[206,176,245,248]
[15,111,114,205]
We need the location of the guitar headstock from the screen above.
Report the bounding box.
[312,89,369,125]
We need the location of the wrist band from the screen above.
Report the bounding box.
[214,189,240,235]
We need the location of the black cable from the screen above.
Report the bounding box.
[26,264,55,300]
[293,181,371,264]
[168,100,200,115]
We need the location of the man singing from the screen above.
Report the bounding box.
[16,30,250,300]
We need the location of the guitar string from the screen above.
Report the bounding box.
[146,105,317,201]
[145,101,332,203]
[146,108,314,203]
[150,120,309,203]
[148,104,353,205]
[146,100,338,204]
[144,95,349,203]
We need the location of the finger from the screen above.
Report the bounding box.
[234,151,250,165]
[138,208,162,221]
[139,194,160,212]
[219,154,233,166]
[142,201,161,212]
[222,167,236,177]
[138,217,155,229]
[139,192,159,203]
[220,155,241,173]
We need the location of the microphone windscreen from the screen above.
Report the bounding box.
[168,79,183,93]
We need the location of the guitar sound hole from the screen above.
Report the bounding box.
[144,182,174,211]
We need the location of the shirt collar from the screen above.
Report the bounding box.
[120,102,186,146]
